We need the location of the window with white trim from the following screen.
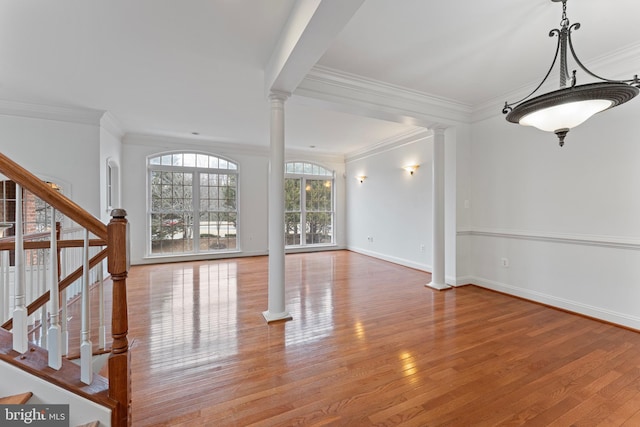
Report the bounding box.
[285,162,334,247]
[148,152,238,256]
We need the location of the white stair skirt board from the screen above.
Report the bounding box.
[425,281,452,291]
[262,310,293,323]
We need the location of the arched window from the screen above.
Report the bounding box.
[148,152,238,256]
[285,161,334,247]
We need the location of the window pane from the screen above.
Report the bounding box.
[285,212,301,245]
[197,154,208,168]
[303,163,312,174]
[184,153,196,167]
[306,212,332,244]
[199,212,237,250]
[150,213,193,255]
[285,178,300,211]
[306,179,332,211]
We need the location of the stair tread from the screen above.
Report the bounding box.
[0,391,33,404]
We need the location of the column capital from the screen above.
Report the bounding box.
[430,126,447,136]
[269,90,291,102]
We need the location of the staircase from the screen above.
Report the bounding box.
[0,390,100,426]
[0,153,131,426]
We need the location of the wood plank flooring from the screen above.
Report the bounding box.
[125,250,640,426]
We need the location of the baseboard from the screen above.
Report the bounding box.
[471,276,640,331]
[347,246,431,272]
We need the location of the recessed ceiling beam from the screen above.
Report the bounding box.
[264,0,364,96]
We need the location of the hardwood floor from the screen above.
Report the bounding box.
[125,250,640,426]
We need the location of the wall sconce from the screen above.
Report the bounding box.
[356,175,367,183]
[403,165,420,175]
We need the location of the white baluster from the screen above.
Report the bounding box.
[13,184,28,353]
[80,229,92,384]
[39,248,47,348]
[0,249,5,324]
[0,222,7,323]
[3,250,10,322]
[60,250,68,356]
[27,249,34,329]
[98,262,106,350]
[48,211,61,369]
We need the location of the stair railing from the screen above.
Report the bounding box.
[0,152,130,427]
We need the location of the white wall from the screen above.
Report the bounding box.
[455,123,472,284]
[346,137,432,269]
[122,135,346,265]
[0,112,102,217]
[470,100,640,329]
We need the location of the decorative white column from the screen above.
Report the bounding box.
[426,127,450,290]
[263,91,292,323]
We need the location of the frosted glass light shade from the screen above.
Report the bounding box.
[519,99,612,132]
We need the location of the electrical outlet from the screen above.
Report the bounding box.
[420,244,425,252]
[501,258,509,268]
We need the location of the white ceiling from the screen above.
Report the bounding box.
[1,0,639,155]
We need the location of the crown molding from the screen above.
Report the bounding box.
[345,128,431,163]
[285,148,345,165]
[125,132,349,163]
[123,132,271,156]
[100,112,125,139]
[0,98,105,126]
[297,65,472,128]
[472,41,640,123]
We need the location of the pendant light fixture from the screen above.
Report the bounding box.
[502,0,639,146]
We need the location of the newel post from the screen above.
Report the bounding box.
[107,209,131,427]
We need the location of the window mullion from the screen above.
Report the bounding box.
[193,170,201,253]
[300,177,306,246]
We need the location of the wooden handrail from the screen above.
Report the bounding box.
[0,153,107,239]
[1,248,108,331]
[0,230,51,242]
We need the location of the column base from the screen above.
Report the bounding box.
[425,282,452,291]
[262,310,293,323]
